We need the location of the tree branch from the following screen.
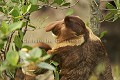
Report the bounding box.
[90,0,102,35]
[4,31,15,57]
[39,0,80,10]
[23,21,28,35]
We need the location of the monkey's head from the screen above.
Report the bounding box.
[45,15,88,43]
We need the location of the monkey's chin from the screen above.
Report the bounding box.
[52,33,57,38]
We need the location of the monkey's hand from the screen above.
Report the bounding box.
[47,50,56,54]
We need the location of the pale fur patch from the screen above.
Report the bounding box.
[53,35,85,49]
[86,27,101,41]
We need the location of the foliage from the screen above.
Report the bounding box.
[0,0,74,79]
[99,0,120,38]
[0,0,118,79]
[51,60,59,80]
[104,0,120,22]
[99,31,107,38]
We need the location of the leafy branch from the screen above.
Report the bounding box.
[40,0,80,9]
[101,0,120,22]
[0,0,79,79]
[4,31,15,56]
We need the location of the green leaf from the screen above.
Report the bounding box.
[0,41,4,50]
[106,3,116,9]
[22,45,33,50]
[18,30,24,40]
[9,21,23,32]
[19,50,30,60]
[6,51,19,66]
[106,3,117,15]
[51,61,59,67]
[27,4,31,12]
[9,7,20,17]
[29,47,42,58]
[54,0,64,5]
[21,5,28,14]
[99,31,107,38]
[0,2,5,6]
[66,9,74,16]
[0,21,9,34]
[0,61,8,72]
[6,1,13,8]
[42,54,51,61]
[37,62,55,70]
[61,2,70,6]
[113,14,119,21]
[26,57,38,62]
[14,35,23,48]
[30,0,38,5]
[41,49,47,57]
[54,71,59,80]
[0,31,4,38]
[114,0,120,8]
[1,36,7,41]
[104,12,114,21]
[2,7,8,15]
[0,7,3,12]
[29,5,39,13]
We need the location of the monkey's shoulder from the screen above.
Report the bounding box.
[53,39,106,54]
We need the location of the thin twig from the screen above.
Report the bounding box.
[23,0,29,35]
[39,0,80,10]
[100,8,119,10]
[0,49,5,61]
[4,31,15,55]
[0,31,15,63]
[0,49,5,53]
[23,21,28,35]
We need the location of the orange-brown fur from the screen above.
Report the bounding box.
[45,15,113,80]
[32,42,52,51]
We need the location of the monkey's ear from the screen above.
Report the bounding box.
[45,21,63,32]
[45,22,56,32]
[64,15,86,35]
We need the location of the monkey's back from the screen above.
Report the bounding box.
[52,39,113,80]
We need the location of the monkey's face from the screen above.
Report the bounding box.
[45,16,87,42]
